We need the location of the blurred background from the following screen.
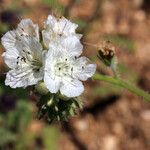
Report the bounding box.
[0,0,150,150]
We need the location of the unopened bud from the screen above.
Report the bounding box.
[98,41,119,77]
[98,40,116,66]
[35,82,49,95]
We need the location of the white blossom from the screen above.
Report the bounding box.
[1,15,96,97]
[44,36,96,97]
[42,15,82,48]
[1,19,44,88]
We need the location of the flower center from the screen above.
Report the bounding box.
[17,53,43,73]
[54,60,71,77]
[31,58,43,72]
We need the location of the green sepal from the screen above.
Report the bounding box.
[36,94,83,123]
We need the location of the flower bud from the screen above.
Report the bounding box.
[98,40,116,67]
[98,41,119,77]
[35,82,49,95]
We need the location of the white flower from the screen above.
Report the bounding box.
[44,36,96,97]
[42,15,82,48]
[1,19,44,88]
[1,15,96,97]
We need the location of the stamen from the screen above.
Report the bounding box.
[21,57,26,63]
[36,68,40,72]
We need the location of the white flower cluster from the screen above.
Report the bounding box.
[1,15,96,97]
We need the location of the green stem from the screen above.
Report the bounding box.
[92,73,150,101]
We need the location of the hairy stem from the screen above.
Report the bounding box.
[92,73,150,101]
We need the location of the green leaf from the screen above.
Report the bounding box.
[0,128,16,147]
[7,100,32,132]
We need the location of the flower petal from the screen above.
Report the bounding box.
[17,19,39,41]
[73,57,96,81]
[1,19,39,50]
[60,36,83,57]
[3,36,43,69]
[19,36,43,56]
[42,15,56,48]
[45,15,78,35]
[45,15,57,27]
[58,16,78,34]
[1,30,18,49]
[42,15,82,48]
[44,73,61,93]
[44,46,62,93]
[5,68,42,88]
[42,30,53,48]
[60,78,84,97]
[2,48,19,68]
[47,42,66,61]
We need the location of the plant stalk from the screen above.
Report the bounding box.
[92,73,150,101]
